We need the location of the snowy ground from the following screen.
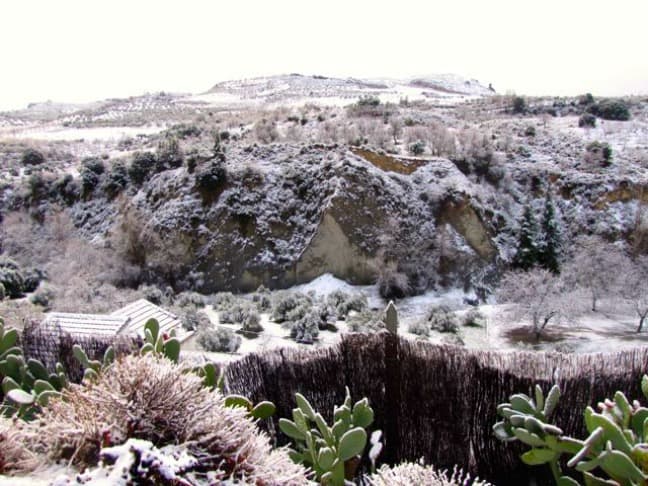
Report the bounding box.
[0,123,164,141]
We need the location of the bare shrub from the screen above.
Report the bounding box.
[620,256,648,332]
[254,119,279,144]
[630,195,648,257]
[0,417,40,474]
[563,236,627,311]
[369,462,491,485]
[497,268,573,340]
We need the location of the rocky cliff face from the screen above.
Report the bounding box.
[113,144,497,293]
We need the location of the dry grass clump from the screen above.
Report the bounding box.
[0,417,40,474]
[17,354,310,484]
[368,462,491,486]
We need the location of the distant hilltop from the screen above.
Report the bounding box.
[205,73,495,104]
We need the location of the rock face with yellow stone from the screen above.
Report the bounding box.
[121,144,502,293]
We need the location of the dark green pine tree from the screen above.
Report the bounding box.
[538,192,561,274]
[513,205,539,270]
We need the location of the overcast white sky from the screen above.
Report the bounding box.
[1,0,647,110]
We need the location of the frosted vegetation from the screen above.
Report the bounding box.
[0,76,647,355]
[1,74,648,483]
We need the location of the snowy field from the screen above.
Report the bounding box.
[0,124,164,141]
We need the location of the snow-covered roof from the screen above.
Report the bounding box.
[42,312,129,336]
[42,299,188,342]
[111,299,184,339]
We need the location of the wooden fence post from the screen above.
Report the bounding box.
[383,301,400,465]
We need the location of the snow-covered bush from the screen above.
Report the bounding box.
[138,284,165,305]
[220,301,260,331]
[21,148,45,166]
[179,308,211,332]
[16,355,308,483]
[422,305,460,334]
[578,113,596,128]
[174,291,206,308]
[290,308,320,344]
[196,326,242,352]
[368,462,491,485]
[210,291,236,311]
[408,320,430,337]
[462,308,485,327]
[347,309,385,333]
[128,151,156,185]
[270,292,312,323]
[29,283,55,309]
[194,158,226,193]
[512,96,527,114]
[21,267,43,293]
[251,285,272,311]
[409,140,426,155]
[584,141,613,167]
[588,99,630,121]
[102,161,129,199]
[0,257,25,298]
[79,157,105,198]
[326,290,368,319]
[156,135,184,171]
[377,265,411,300]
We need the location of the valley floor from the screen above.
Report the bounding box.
[182,274,648,363]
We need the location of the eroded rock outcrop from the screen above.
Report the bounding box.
[115,145,495,292]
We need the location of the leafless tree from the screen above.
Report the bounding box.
[620,256,648,332]
[563,236,627,312]
[630,191,648,257]
[389,117,403,145]
[497,268,573,341]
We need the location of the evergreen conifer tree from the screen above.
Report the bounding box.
[513,205,539,270]
[538,192,561,274]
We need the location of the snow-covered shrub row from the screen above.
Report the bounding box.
[271,291,361,343]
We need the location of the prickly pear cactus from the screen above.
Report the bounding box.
[72,344,115,381]
[0,321,67,419]
[139,318,181,363]
[494,378,648,485]
[279,387,378,485]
